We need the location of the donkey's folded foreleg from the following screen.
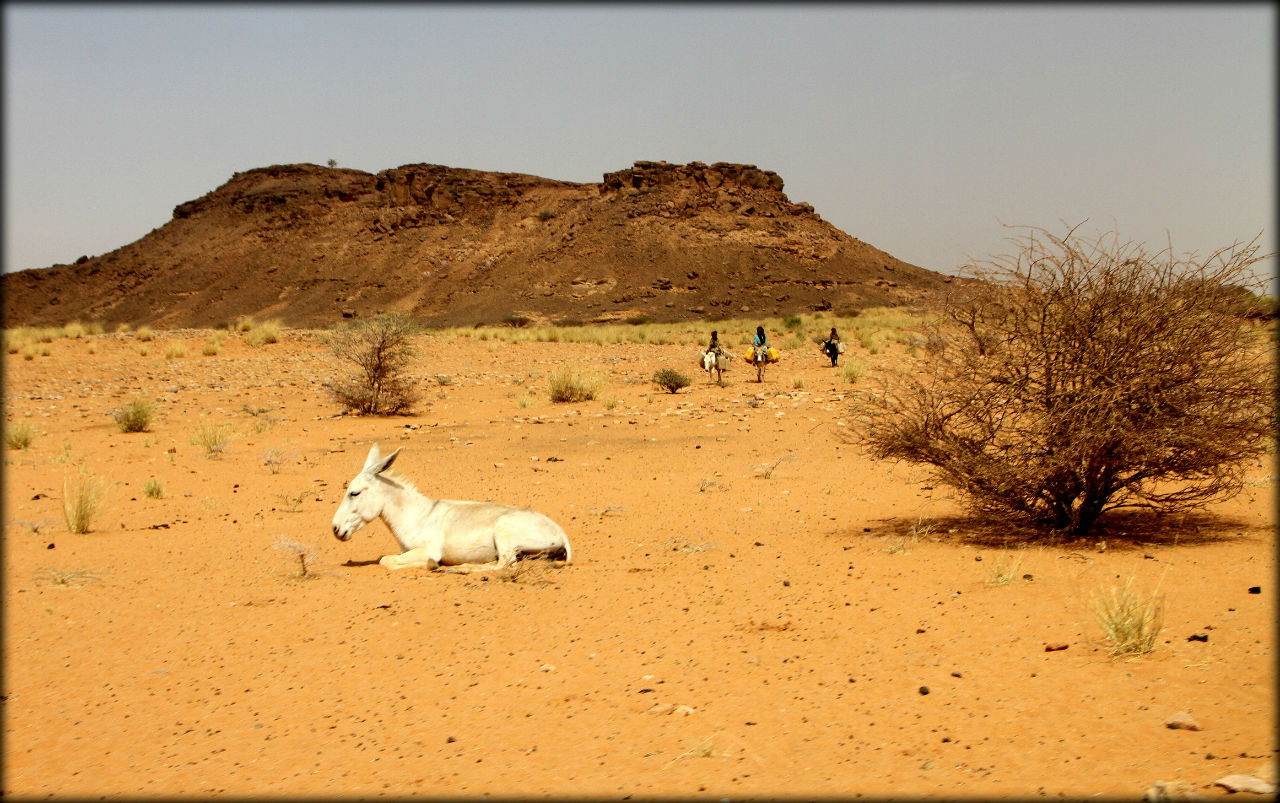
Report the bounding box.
[435,561,504,574]
[379,549,440,570]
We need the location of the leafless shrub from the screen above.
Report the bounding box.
[273,535,318,578]
[854,224,1275,537]
[753,452,796,479]
[326,313,421,415]
[33,567,102,587]
[261,447,300,474]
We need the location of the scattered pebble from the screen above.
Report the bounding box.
[1163,712,1202,731]
[1213,774,1276,794]
[1143,780,1208,801]
[1044,642,1069,652]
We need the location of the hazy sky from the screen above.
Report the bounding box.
[4,4,1275,288]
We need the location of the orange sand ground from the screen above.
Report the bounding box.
[3,329,1274,799]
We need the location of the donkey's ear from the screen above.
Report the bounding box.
[373,447,401,475]
[361,443,383,474]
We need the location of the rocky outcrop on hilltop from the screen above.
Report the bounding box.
[2,160,951,329]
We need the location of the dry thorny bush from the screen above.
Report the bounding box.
[326,313,422,415]
[854,223,1275,538]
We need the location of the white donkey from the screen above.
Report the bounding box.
[331,444,572,571]
[701,349,728,382]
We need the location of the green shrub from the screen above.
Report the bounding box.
[113,398,154,433]
[652,368,692,394]
[143,478,164,499]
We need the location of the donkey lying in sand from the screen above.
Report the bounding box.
[331,444,572,571]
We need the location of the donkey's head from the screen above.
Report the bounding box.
[331,443,401,541]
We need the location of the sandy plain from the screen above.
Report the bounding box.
[2,327,1275,799]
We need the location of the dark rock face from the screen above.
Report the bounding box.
[2,160,951,330]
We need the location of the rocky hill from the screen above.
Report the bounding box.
[2,160,953,329]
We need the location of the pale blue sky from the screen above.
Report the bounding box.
[4,4,1275,288]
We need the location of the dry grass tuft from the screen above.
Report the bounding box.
[1090,575,1164,658]
[984,550,1025,585]
[5,420,35,450]
[244,319,283,347]
[547,366,601,403]
[62,468,105,534]
[190,422,233,457]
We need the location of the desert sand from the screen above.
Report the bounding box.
[3,328,1274,799]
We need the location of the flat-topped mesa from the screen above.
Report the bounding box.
[1,158,946,330]
[602,160,784,192]
[599,160,814,217]
[173,162,585,221]
[171,163,381,221]
[373,163,584,208]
